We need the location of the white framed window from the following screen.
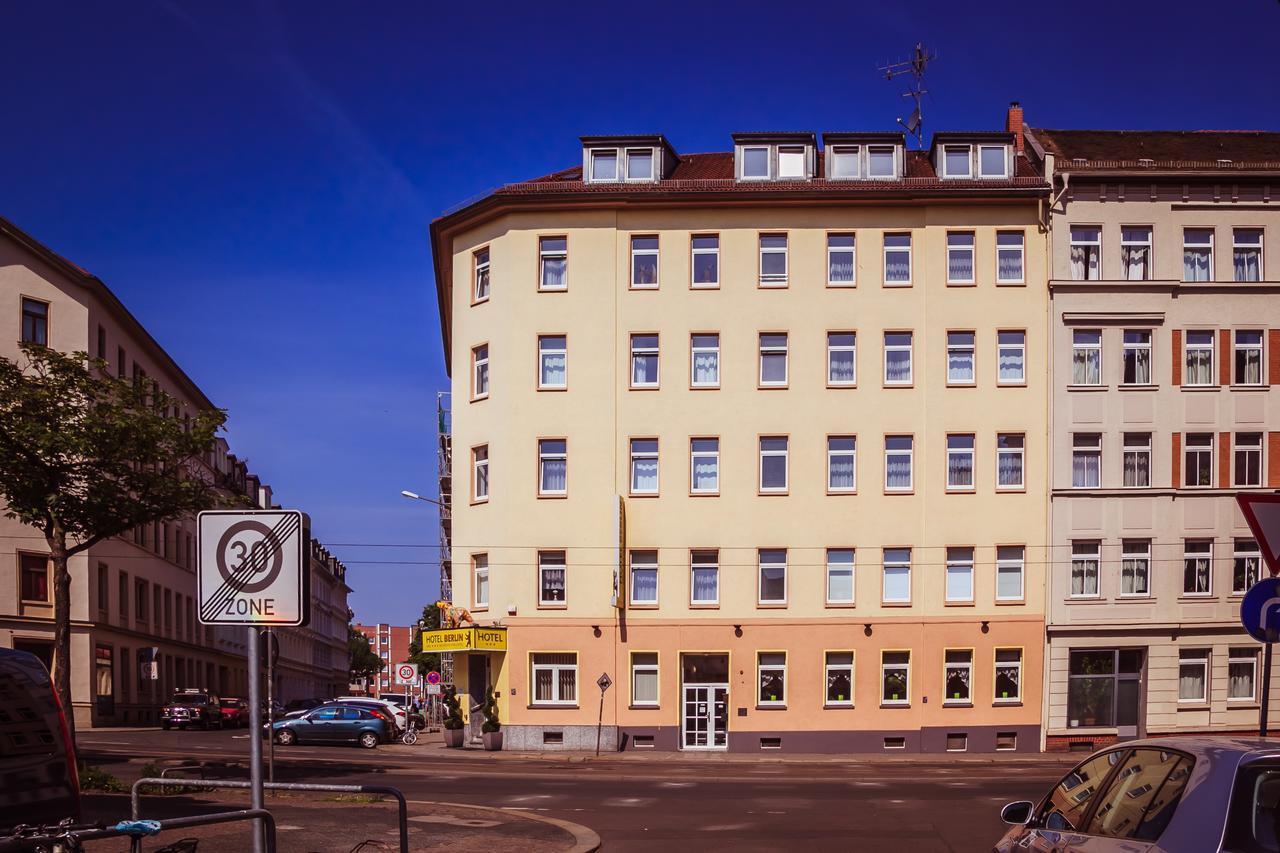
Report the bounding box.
[1121,227,1152,280]
[995,649,1022,703]
[827,436,856,493]
[1122,330,1152,385]
[1121,539,1151,597]
[629,438,659,495]
[1072,433,1101,488]
[1070,541,1100,597]
[630,652,659,705]
[472,445,489,502]
[947,331,975,384]
[1234,330,1264,385]
[473,554,489,608]
[883,233,912,284]
[1184,433,1214,487]
[759,436,788,493]
[825,652,854,705]
[531,652,576,704]
[1229,648,1258,701]
[691,235,719,288]
[996,546,1024,601]
[945,547,975,603]
[828,233,856,285]
[1183,228,1214,282]
[759,333,789,386]
[538,551,567,605]
[1178,649,1209,703]
[1123,432,1151,488]
[758,652,787,705]
[881,651,910,704]
[538,335,566,389]
[997,433,1024,489]
[689,333,720,388]
[1235,432,1263,487]
[1235,539,1262,594]
[741,146,769,179]
[868,146,896,179]
[589,149,618,182]
[947,232,975,283]
[691,550,719,605]
[998,330,1026,384]
[944,649,973,704]
[759,234,788,286]
[1183,540,1213,596]
[828,332,856,385]
[979,144,1008,178]
[1184,331,1215,386]
[472,344,490,399]
[630,334,659,388]
[758,549,787,605]
[473,247,491,301]
[539,236,567,290]
[690,438,719,494]
[1234,228,1264,282]
[943,144,972,178]
[777,146,805,179]
[829,145,860,179]
[1072,330,1102,385]
[882,548,911,603]
[629,550,658,606]
[884,332,913,385]
[625,148,653,181]
[996,231,1024,283]
[1070,226,1101,280]
[826,548,855,605]
[538,439,566,496]
[885,435,913,491]
[631,235,659,288]
[946,434,975,491]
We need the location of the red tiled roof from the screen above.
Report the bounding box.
[1033,129,1280,171]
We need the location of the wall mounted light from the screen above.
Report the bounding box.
[863,623,873,637]
[981,620,990,634]
[733,625,743,637]
[592,625,602,638]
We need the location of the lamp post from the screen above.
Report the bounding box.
[400,489,446,508]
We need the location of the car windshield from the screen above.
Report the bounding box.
[171,693,208,705]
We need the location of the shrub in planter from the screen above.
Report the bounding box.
[443,686,465,748]
[481,685,502,751]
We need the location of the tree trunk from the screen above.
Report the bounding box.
[49,526,77,748]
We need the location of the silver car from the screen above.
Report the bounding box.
[996,737,1280,852]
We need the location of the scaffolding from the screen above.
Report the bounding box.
[436,391,453,683]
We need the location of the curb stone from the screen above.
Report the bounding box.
[406,800,601,853]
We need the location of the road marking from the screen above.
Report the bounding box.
[702,823,752,831]
[409,815,499,828]
[275,825,303,831]
[657,781,695,788]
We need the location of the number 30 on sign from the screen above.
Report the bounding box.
[198,510,310,626]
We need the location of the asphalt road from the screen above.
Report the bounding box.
[79,728,1076,852]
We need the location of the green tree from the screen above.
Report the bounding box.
[0,344,226,743]
[348,626,385,683]
[406,602,442,675]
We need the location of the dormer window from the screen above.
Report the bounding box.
[979,145,1008,178]
[943,145,972,178]
[777,146,806,179]
[626,149,653,181]
[868,146,896,179]
[590,149,618,182]
[829,146,860,179]
[742,147,770,179]
[734,135,816,182]
[581,136,672,183]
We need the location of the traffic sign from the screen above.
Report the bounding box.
[597,672,612,692]
[1242,577,1280,643]
[1238,494,1280,576]
[426,683,441,695]
[425,671,441,686]
[198,510,310,626]
[394,663,418,685]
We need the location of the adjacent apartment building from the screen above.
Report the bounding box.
[431,104,1051,752]
[1024,127,1280,748]
[353,622,426,704]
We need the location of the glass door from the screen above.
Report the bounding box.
[683,684,728,749]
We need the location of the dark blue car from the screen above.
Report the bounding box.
[270,704,388,749]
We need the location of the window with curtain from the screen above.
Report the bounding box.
[630,334,659,387]
[1234,539,1261,594]
[1072,434,1101,488]
[944,649,972,703]
[997,433,1024,489]
[1121,330,1151,385]
[828,234,855,285]
[827,436,856,492]
[1184,331,1214,385]
[1072,330,1102,385]
[472,446,489,501]
[995,650,1022,702]
[996,546,1024,600]
[631,235,659,288]
[1178,650,1209,702]
[759,234,788,285]
[629,551,658,605]
[691,551,718,604]
[538,335,566,389]
[998,330,1025,383]
[629,439,659,494]
[531,652,576,703]
[996,231,1024,283]
[690,438,719,493]
[691,235,719,287]
[1122,433,1151,488]
[946,434,975,490]
[473,247,491,301]
[1121,540,1150,597]
[1182,540,1212,595]
[1120,227,1152,281]
[945,548,974,602]
[947,232,975,283]
[19,554,50,602]
[947,331,975,383]
[1234,330,1263,385]
[1233,228,1263,281]
[1069,226,1101,280]
[882,548,911,603]
[472,344,489,398]
[826,549,855,604]
[884,435,912,490]
[758,653,786,704]
[881,651,910,703]
[631,653,659,705]
[539,237,567,290]
[825,652,854,704]
[538,439,566,495]
[827,332,856,385]
[883,233,912,284]
[884,332,913,384]
[1183,228,1213,281]
[1071,542,1100,597]
[472,555,489,608]
[538,552,567,605]
[1229,649,1257,700]
[690,333,720,387]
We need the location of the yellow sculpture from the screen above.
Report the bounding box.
[436,600,476,629]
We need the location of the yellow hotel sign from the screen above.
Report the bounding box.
[419,627,507,652]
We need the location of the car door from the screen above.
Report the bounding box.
[1065,748,1194,851]
[1015,749,1129,852]
[334,707,365,742]
[305,706,341,742]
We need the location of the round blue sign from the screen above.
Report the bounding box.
[1240,577,1280,642]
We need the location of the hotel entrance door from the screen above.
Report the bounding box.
[681,653,729,750]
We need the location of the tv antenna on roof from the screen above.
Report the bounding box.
[878,42,936,149]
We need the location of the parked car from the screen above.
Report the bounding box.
[271,705,388,749]
[160,689,222,730]
[218,698,249,728]
[995,736,1280,852]
[335,696,408,733]
[0,648,80,834]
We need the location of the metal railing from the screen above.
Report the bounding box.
[130,778,408,853]
[0,809,276,853]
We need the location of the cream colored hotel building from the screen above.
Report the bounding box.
[431,104,1051,752]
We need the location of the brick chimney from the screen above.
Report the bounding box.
[1006,101,1024,153]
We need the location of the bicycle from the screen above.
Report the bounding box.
[400,717,419,745]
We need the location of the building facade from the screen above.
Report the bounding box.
[353,622,426,704]
[1026,127,1280,749]
[274,539,353,705]
[431,106,1052,752]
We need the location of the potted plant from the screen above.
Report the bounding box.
[481,685,503,751]
[443,686,465,748]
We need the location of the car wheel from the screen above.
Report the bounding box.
[359,731,379,749]
[276,729,296,746]
[161,722,171,730]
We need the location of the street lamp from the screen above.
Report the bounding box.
[400,489,447,508]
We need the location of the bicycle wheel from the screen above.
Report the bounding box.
[401,728,418,745]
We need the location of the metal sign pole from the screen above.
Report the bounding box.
[247,627,264,853]
[1263,632,1275,738]
[266,628,275,785]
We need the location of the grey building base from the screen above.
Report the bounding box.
[502,724,619,751]
[614,724,1042,754]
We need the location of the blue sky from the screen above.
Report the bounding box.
[3,0,1277,624]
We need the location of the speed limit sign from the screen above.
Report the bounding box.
[395,663,419,685]
[198,510,309,626]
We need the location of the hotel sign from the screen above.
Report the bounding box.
[419,626,507,652]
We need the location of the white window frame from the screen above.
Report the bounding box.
[629,438,659,496]
[884,436,913,492]
[829,145,860,180]
[1234,329,1265,386]
[946,232,976,284]
[690,333,720,388]
[741,145,770,180]
[624,148,654,182]
[996,433,1025,490]
[1072,329,1103,386]
[881,651,910,705]
[827,436,857,493]
[1229,648,1258,702]
[996,546,1025,602]
[882,548,911,604]
[824,651,855,706]
[943,649,973,704]
[759,436,789,493]
[1183,228,1215,282]
[883,233,912,285]
[759,333,789,387]
[1123,432,1152,488]
[994,649,1023,703]
[759,234,788,286]
[1070,541,1100,598]
[538,439,567,497]
[884,332,913,385]
[757,652,787,706]
[827,332,857,386]
[472,344,489,399]
[537,552,567,606]
[538,236,568,291]
[945,548,975,604]
[867,146,897,180]
[630,235,660,289]
[629,550,658,606]
[777,146,805,179]
[825,548,855,605]
[827,233,856,286]
[589,149,618,182]
[1122,329,1152,386]
[1183,540,1213,596]
[1185,330,1215,386]
[996,231,1025,284]
[1184,433,1214,488]
[942,144,973,178]
[1234,432,1263,488]
[1072,433,1102,489]
[946,434,976,492]
[630,652,659,706]
[530,652,577,705]
[1121,226,1153,281]
[472,446,489,503]
[473,554,489,609]
[691,234,719,289]
[538,335,567,390]
[474,247,491,301]
[690,437,719,495]
[1070,226,1102,280]
[998,330,1026,384]
[978,144,1008,178]
[1233,228,1264,282]
[1235,539,1263,595]
[690,551,719,606]
[757,549,788,606]
[630,333,659,389]
[1121,539,1151,598]
[1177,649,1210,703]
[947,331,976,384]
